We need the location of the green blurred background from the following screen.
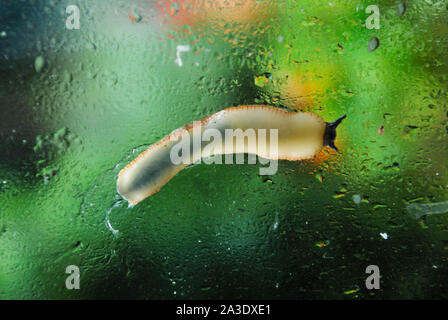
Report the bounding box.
[0,0,447,299]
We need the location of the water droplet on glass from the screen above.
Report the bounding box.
[34,55,45,72]
[352,194,362,205]
[368,37,379,52]
[130,7,142,23]
[397,3,406,16]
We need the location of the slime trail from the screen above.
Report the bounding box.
[407,200,448,219]
[79,145,149,233]
[105,200,125,235]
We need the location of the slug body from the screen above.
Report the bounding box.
[117,105,345,205]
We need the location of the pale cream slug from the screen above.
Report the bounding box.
[117,105,346,205]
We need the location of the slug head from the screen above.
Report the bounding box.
[323,114,346,152]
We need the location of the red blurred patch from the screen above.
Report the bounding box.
[129,11,136,22]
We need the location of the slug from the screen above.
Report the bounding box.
[117,105,346,205]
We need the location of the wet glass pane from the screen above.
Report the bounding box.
[0,0,447,299]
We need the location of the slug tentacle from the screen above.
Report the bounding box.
[323,114,346,152]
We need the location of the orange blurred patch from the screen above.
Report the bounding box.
[300,140,345,175]
[156,0,196,26]
[276,70,327,112]
[155,0,275,27]
[272,61,338,112]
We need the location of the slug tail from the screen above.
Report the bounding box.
[323,114,346,152]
